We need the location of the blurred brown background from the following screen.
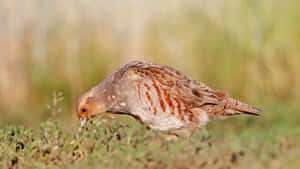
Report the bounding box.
[0,0,299,127]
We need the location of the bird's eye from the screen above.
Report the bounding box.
[82,108,87,112]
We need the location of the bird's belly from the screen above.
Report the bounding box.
[148,115,186,131]
[133,107,186,131]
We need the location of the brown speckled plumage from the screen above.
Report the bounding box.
[77,61,261,131]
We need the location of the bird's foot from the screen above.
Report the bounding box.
[164,129,193,141]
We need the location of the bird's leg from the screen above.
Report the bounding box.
[197,127,212,143]
[165,129,191,141]
[142,127,157,141]
[165,131,180,141]
[188,128,197,141]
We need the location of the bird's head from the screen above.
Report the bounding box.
[76,90,105,123]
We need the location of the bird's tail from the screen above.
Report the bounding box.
[223,98,261,116]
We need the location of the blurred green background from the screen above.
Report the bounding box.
[0,0,299,129]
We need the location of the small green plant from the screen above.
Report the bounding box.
[46,91,64,120]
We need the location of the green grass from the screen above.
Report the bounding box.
[1,105,299,169]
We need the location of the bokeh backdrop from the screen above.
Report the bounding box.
[0,0,299,128]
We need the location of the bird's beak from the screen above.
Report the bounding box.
[78,117,87,132]
[80,117,87,128]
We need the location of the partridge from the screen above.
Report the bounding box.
[76,61,260,131]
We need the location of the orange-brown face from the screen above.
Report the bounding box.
[76,91,104,120]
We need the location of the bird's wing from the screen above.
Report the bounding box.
[126,61,225,110]
[170,79,226,109]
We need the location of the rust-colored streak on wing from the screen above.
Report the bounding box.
[213,111,218,118]
[143,70,154,80]
[153,107,157,115]
[152,68,167,79]
[184,109,194,122]
[235,101,239,106]
[163,69,176,78]
[145,91,153,106]
[133,69,144,78]
[144,83,151,91]
[163,89,175,115]
[173,97,185,121]
[137,83,141,101]
[152,73,161,79]
[189,114,194,122]
[157,78,168,86]
[151,80,166,112]
[150,67,183,84]
[167,81,175,88]
[153,74,175,88]
[165,68,186,80]
[137,69,168,113]
[147,68,169,86]
[222,101,228,113]
[174,70,182,76]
